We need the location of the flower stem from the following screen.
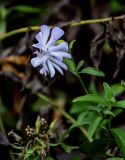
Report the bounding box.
[0,15,125,41]
[36,93,92,142]
[77,74,88,94]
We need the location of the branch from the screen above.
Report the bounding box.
[0,15,125,41]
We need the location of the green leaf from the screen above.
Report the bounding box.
[77,111,88,122]
[103,82,116,103]
[79,67,105,77]
[24,149,33,160]
[8,5,42,14]
[103,82,113,98]
[64,59,76,75]
[73,94,106,105]
[70,101,97,114]
[110,0,125,12]
[33,156,40,160]
[68,40,76,53]
[103,110,115,117]
[107,158,123,160]
[47,156,54,160]
[87,115,102,139]
[80,139,110,156]
[114,100,125,109]
[61,142,78,153]
[0,5,7,33]
[111,128,125,158]
[70,157,81,160]
[48,119,57,133]
[35,115,41,134]
[111,83,125,97]
[76,60,84,71]
[61,121,88,142]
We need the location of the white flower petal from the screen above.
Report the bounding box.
[50,57,67,70]
[40,66,48,76]
[35,32,42,42]
[49,42,68,52]
[32,43,42,49]
[31,57,43,67]
[51,51,71,59]
[51,61,64,75]
[50,52,63,61]
[47,60,55,78]
[31,55,48,68]
[46,27,64,47]
[40,25,50,45]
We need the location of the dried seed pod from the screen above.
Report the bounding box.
[25,125,36,138]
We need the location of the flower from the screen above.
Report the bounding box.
[31,25,72,78]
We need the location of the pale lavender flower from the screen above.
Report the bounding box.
[31,25,72,78]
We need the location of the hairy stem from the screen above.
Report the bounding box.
[0,15,125,41]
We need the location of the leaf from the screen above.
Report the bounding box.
[47,156,54,160]
[35,116,41,134]
[77,111,88,122]
[80,139,110,156]
[107,158,123,160]
[61,122,88,142]
[111,128,125,159]
[9,5,42,14]
[111,83,125,97]
[110,0,125,12]
[48,119,57,133]
[24,149,33,160]
[70,101,96,114]
[61,142,78,153]
[87,115,102,139]
[79,67,105,77]
[114,100,125,109]
[103,110,115,117]
[103,82,113,98]
[76,60,84,71]
[68,40,76,53]
[0,5,7,34]
[103,82,116,103]
[73,94,106,105]
[64,59,76,75]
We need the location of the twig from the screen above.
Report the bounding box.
[0,15,125,41]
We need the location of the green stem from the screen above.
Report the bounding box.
[77,74,88,94]
[0,26,40,41]
[71,55,88,94]
[36,93,92,142]
[0,15,125,41]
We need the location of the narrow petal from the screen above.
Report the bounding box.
[47,60,55,78]
[50,52,63,61]
[49,42,68,52]
[32,43,42,49]
[31,55,48,67]
[50,57,67,70]
[31,57,43,68]
[40,25,50,45]
[40,67,48,76]
[51,61,64,75]
[46,27,64,47]
[51,51,72,59]
[35,32,42,42]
